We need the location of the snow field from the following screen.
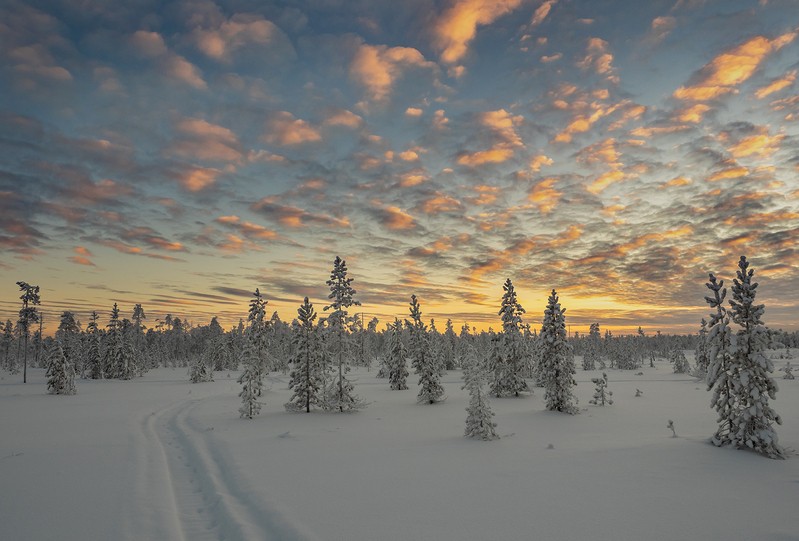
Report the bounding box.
[2,354,798,541]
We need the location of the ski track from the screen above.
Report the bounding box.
[130,394,318,541]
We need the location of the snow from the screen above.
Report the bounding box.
[2,356,798,541]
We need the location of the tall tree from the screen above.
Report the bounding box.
[705,272,736,447]
[408,295,444,404]
[85,311,103,379]
[238,339,263,419]
[539,290,578,414]
[285,298,325,412]
[46,340,77,395]
[16,281,40,383]
[462,350,499,440]
[727,256,784,458]
[491,278,529,397]
[386,319,409,390]
[323,256,364,412]
[247,288,269,371]
[1,319,14,372]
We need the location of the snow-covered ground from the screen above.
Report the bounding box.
[2,356,798,541]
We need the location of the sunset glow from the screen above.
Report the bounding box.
[1,0,798,335]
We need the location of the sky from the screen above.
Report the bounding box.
[1,0,798,336]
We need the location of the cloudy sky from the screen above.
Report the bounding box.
[1,0,798,335]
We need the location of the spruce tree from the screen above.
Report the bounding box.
[694,318,710,379]
[386,319,409,390]
[539,289,578,414]
[85,312,103,379]
[463,355,499,440]
[323,256,364,412]
[705,272,736,447]
[238,339,263,419]
[408,295,444,404]
[189,354,213,383]
[2,319,14,372]
[492,278,529,397]
[16,281,40,383]
[285,298,325,412]
[583,322,601,370]
[588,372,613,406]
[46,340,77,395]
[727,256,784,458]
[669,347,690,374]
[104,303,123,379]
[247,288,269,371]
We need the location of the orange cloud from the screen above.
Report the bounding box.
[707,166,750,182]
[661,176,693,188]
[577,138,621,167]
[324,109,363,129]
[755,70,796,98]
[179,167,221,192]
[673,32,796,101]
[170,118,242,162]
[251,197,349,229]
[528,178,561,213]
[350,43,436,101]
[577,38,618,83]
[378,205,416,230]
[550,224,583,248]
[405,107,424,117]
[467,185,500,205]
[458,109,524,166]
[193,14,289,62]
[554,101,623,143]
[587,170,626,194]
[163,55,207,89]
[727,131,785,159]
[531,0,558,26]
[264,112,321,146]
[420,193,462,214]
[457,147,515,166]
[69,246,95,266]
[530,154,553,172]
[675,103,711,123]
[434,0,525,64]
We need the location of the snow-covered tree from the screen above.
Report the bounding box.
[386,319,408,390]
[539,289,578,414]
[705,272,736,447]
[1,319,14,372]
[285,298,325,412]
[189,354,213,383]
[85,312,103,379]
[247,288,269,371]
[780,362,794,380]
[669,347,690,374]
[693,318,710,379]
[490,278,529,397]
[582,322,601,370]
[727,256,784,458]
[408,295,444,404]
[238,339,263,419]
[463,355,499,441]
[46,340,76,395]
[589,372,613,406]
[323,256,364,412]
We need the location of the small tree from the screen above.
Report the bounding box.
[189,354,213,383]
[46,340,77,395]
[539,290,578,414]
[238,339,263,419]
[582,322,601,370]
[463,358,499,440]
[285,298,325,412]
[1,319,14,372]
[780,362,794,380]
[669,347,690,374]
[693,318,710,378]
[589,372,613,406]
[408,295,444,404]
[386,319,409,390]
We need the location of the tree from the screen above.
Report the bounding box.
[386,319,409,390]
[238,339,263,419]
[727,256,784,459]
[323,256,364,412]
[189,354,213,383]
[16,281,40,383]
[247,288,269,371]
[491,278,529,397]
[705,272,736,447]
[582,323,601,370]
[539,290,578,414]
[131,304,147,374]
[463,355,499,440]
[1,319,14,372]
[588,372,613,406]
[694,318,710,379]
[669,347,690,374]
[85,311,103,379]
[57,311,81,376]
[285,298,325,412]
[408,295,444,404]
[46,340,76,395]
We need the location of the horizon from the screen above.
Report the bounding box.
[2,0,798,335]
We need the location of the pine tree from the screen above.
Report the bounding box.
[386,319,409,390]
[463,356,499,440]
[694,318,710,379]
[727,256,784,458]
[2,319,14,372]
[285,298,325,412]
[539,289,578,414]
[669,347,690,374]
[238,339,263,419]
[85,312,103,379]
[247,288,269,371]
[780,362,794,380]
[589,372,613,406]
[408,295,444,404]
[705,272,736,447]
[491,278,529,397]
[16,281,40,383]
[582,323,601,370]
[189,354,213,383]
[323,256,364,412]
[104,303,123,378]
[46,340,76,395]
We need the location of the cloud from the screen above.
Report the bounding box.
[68,246,95,266]
[120,226,186,251]
[176,166,222,192]
[323,109,363,129]
[528,178,561,213]
[350,43,437,101]
[214,215,279,241]
[457,109,524,166]
[131,30,168,57]
[529,154,553,172]
[434,0,525,64]
[405,107,424,117]
[168,117,243,162]
[673,32,797,101]
[8,44,72,83]
[727,131,784,159]
[531,0,558,27]
[251,196,350,228]
[646,16,676,45]
[418,193,463,214]
[577,38,618,83]
[130,30,207,89]
[587,170,626,194]
[192,13,293,62]
[263,112,322,146]
[755,70,796,99]
[372,204,417,230]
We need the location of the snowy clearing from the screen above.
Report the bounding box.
[2,358,798,541]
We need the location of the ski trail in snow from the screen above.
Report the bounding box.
[129,394,320,541]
